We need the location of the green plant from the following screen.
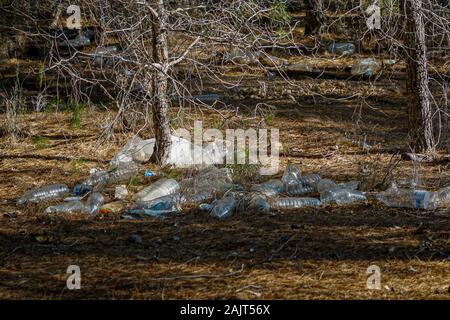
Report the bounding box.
[37,62,46,91]
[128,176,143,187]
[269,0,291,27]
[69,101,87,128]
[32,136,51,149]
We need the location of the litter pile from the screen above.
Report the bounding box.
[15,138,450,218]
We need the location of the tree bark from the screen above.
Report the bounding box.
[150,0,172,165]
[304,0,325,35]
[401,0,435,153]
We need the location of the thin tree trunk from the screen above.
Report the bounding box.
[401,0,435,153]
[304,0,325,35]
[150,0,172,165]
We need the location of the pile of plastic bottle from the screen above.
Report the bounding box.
[15,158,450,219]
[14,135,450,218]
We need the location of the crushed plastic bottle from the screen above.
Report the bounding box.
[321,189,367,205]
[286,174,322,195]
[351,58,381,77]
[338,180,360,191]
[17,184,70,205]
[181,190,215,206]
[318,178,366,205]
[269,197,321,209]
[210,195,236,219]
[111,137,155,166]
[376,184,438,210]
[327,42,355,56]
[128,194,181,217]
[45,201,86,214]
[59,34,91,48]
[436,186,450,206]
[82,162,139,188]
[115,185,128,200]
[93,46,118,65]
[245,193,270,212]
[85,192,105,215]
[251,179,285,197]
[180,166,233,199]
[64,196,83,202]
[73,184,93,196]
[133,178,180,203]
[317,179,338,193]
[281,163,302,186]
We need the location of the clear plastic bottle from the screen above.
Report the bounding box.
[327,42,355,56]
[286,183,316,195]
[133,178,180,202]
[321,189,367,205]
[181,166,233,196]
[105,162,139,185]
[281,163,302,186]
[85,192,105,215]
[45,201,86,214]
[376,185,438,209]
[351,58,381,77]
[245,193,270,212]
[269,197,321,209]
[17,184,70,205]
[251,179,285,197]
[318,178,366,204]
[180,190,215,206]
[338,180,360,191]
[437,186,450,206]
[82,162,139,188]
[317,179,338,193]
[210,195,236,218]
[129,194,181,217]
[287,174,321,195]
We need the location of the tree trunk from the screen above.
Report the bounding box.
[150,0,172,165]
[401,0,435,153]
[304,0,325,35]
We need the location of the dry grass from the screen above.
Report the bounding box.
[0,95,449,299]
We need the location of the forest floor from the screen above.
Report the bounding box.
[0,80,449,299]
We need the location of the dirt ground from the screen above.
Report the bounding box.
[0,86,449,300]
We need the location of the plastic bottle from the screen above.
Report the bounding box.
[115,185,128,200]
[133,178,180,202]
[327,42,355,56]
[45,201,86,214]
[318,179,366,205]
[245,193,270,212]
[128,194,181,217]
[286,174,322,195]
[351,58,381,77]
[317,179,338,193]
[106,162,139,185]
[321,189,367,205]
[269,197,321,209]
[85,192,105,215]
[73,184,93,196]
[210,195,236,218]
[180,190,215,205]
[281,163,302,186]
[338,180,360,191]
[251,179,285,197]
[82,162,139,188]
[376,185,438,209]
[180,166,233,197]
[437,186,450,206]
[17,184,70,205]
